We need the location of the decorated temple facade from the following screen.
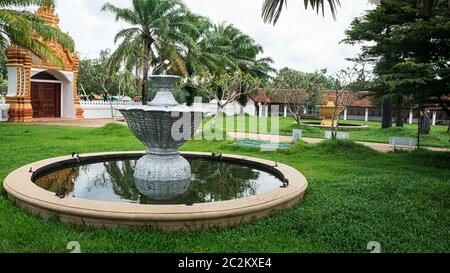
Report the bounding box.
[5,7,83,122]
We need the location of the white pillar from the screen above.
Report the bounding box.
[365,108,369,122]
[344,108,348,121]
[265,105,269,117]
[258,103,263,117]
[432,111,437,126]
[284,104,288,118]
[409,109,413,124]
[303,107,307,114]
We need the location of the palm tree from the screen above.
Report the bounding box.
[156,14,226,77]
[210,23,274,79]
[102,0,197,104]
[0,0,74,66]
[262,0,341,25]
[262,0,448,25]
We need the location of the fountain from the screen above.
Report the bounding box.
[302,95,369,130]
[118,75,201,200]
[3,74,308,231]
[319,95,342,127]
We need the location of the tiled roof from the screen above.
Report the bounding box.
[249,89,271,104]
[321,90,373,108]
[250,89,374,108]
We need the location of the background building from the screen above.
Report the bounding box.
[5,7,83,122]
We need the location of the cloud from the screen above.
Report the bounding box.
[53,0,374,74]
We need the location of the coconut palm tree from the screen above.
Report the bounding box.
[157,15,227,77]
[210,23,274,79]
[262,0,341,24]
[0,0,74,66]
[102,0,198,104]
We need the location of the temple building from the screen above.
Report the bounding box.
[5,7,83,122]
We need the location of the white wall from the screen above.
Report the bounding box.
[81,101,141,119]
[208,99,257,117]
[81,99,258,120]
[7,67,18,97]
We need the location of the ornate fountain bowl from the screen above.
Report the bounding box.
[120,108,202,155]
[118,75,203,196]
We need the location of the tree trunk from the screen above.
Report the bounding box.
[211,105,224,130]
[382,97,393,129]
[135,67,140,95]
[294,114,301,125]
[141,37,152,105]
[396,96,404,128]
[142,56,149,105]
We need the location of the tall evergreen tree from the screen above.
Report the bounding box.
[343,0,450,127]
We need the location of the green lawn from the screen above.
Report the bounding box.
[0,123,449,253]
[206,115,450,148]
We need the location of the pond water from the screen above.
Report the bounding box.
[34,159,283,205]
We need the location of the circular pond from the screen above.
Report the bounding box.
[302,121,369,130]
[33,158,284,205]
[4,152,308,231]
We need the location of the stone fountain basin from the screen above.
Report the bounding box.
[119,107,204,152]
[3,152,308,231]
[301,121,369,130]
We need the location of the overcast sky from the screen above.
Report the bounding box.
[52,0,375,75]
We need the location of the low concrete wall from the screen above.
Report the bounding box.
[80,101,141,119]
[81,100,258,119]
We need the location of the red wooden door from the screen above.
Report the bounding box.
[31,82,61,118]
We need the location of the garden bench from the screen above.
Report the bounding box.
[325,131,350,140]
[389,137,417,151]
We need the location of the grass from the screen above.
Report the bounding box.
[206,115,450,148]
[0,123,449,253]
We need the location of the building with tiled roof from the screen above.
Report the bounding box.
[246,89,448,125]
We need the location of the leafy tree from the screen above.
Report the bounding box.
[0,52,6,97]
[268,68,339,124]
[269,88,312,125]
[0,73,7,98]
[330,65,364,140]
[0,52,6,79]
[343,0,450,128]
[0,0,74,67]
[195,70,262,126]
[78,49,138,99]
[271,67,340,90]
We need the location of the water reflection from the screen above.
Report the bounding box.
[34,159,282,205]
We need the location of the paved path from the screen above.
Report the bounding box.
[228,132,450,153]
